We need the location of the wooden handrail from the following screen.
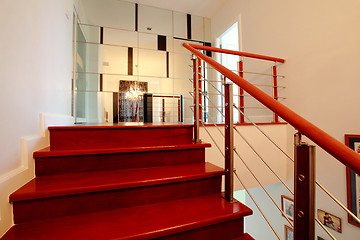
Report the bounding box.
[184,43,360,175]
[188,44,285,63]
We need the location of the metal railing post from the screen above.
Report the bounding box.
[180,94,184,122]
[224,83,234,202]
[162,98,165,122]
[294,132,315,240]
[72,13,78,122]
[193,57,201,142]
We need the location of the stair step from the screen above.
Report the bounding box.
[49,124,194,150]
[231,234,255,240]
[34,143,211,158]
[2,194,253,240]
[11,163,224,223]
[11,162,224,202]
[34,143,210,176]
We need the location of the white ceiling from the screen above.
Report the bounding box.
[124,0,228,18]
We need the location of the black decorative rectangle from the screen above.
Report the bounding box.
[166,52,170,78]
[113,92,119,123]
[100,27,104,44]
[135,3,138,31]
[187,14,192,40]
[128,47,133,75]
[143,93,153,123]
[99,74,103,91]
[204,42,212,57]
[158,35,167,51]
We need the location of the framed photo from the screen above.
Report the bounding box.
[317,209,342,233]
[284,225,293,240]
[281,195,294,221]
[345,134,360,228]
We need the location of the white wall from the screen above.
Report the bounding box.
[0,0,74,237]
[0,0,73,175]
[212,0,360,239]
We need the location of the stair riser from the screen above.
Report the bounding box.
[35,148,205,176]
[49,127,193,150]
[13,177,221,224]
[155,218,245,240]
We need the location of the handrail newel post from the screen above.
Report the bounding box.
[294,132,316,240]
[272,64,279,123]
[193,56,201,143]
[238,60,245,123]
[224,83,235,202]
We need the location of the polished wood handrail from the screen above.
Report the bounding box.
[188,44,285,63]
[183,43,360,175]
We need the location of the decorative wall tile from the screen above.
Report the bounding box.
[138,5,172,36]
[103,28,137,48]
[81,0,135,31]
[138,33,157,50]
[173,12,187,39]
[191,15,204,41]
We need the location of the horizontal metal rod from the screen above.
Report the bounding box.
[76,71,191,81]
[198,117,225,157]
[315,218,337,240]
[189,44,285,63]
[316,180,360,224]
[203,113,225,138]
[233,105,294,162]
[234,171,281,240]
[76,41,191,57]
[152,95,181,99]
[202,66,286,78]
[234,127,294,195]
[234,149,293,227]
[184,42,360,175]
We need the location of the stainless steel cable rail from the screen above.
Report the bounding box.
[233,126,294,195]
[185,42,360,240]
[191,68,297,239]
[233,104,294,163]
[234,148,294,227]
[234,170,282,240]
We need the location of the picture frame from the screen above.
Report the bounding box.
[345,134,360,228]
[281,195,294,221]
[284,225,293,240]
[317,209,342,233]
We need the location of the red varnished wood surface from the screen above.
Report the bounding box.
[231,234,255,240]
[49,125,194,150]
[2,194,252,240]
[11,163,224,202]
[34,143,211,158]
[157,218,245,240]
[48,123,194,130]
[35,147,207,176]
[13,177,221,224]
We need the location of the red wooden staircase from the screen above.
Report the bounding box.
[1,124,253,240]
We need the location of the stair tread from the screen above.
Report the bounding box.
[10,162,224,202]
[33,143,211,158]
[2,193,253,240]
[231,233,255,240]
[48,123,194,130]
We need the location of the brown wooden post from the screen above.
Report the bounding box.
[224,83,234,202]
[238,60,245,123]
[272,64,279,123]
[294,132,315,240]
